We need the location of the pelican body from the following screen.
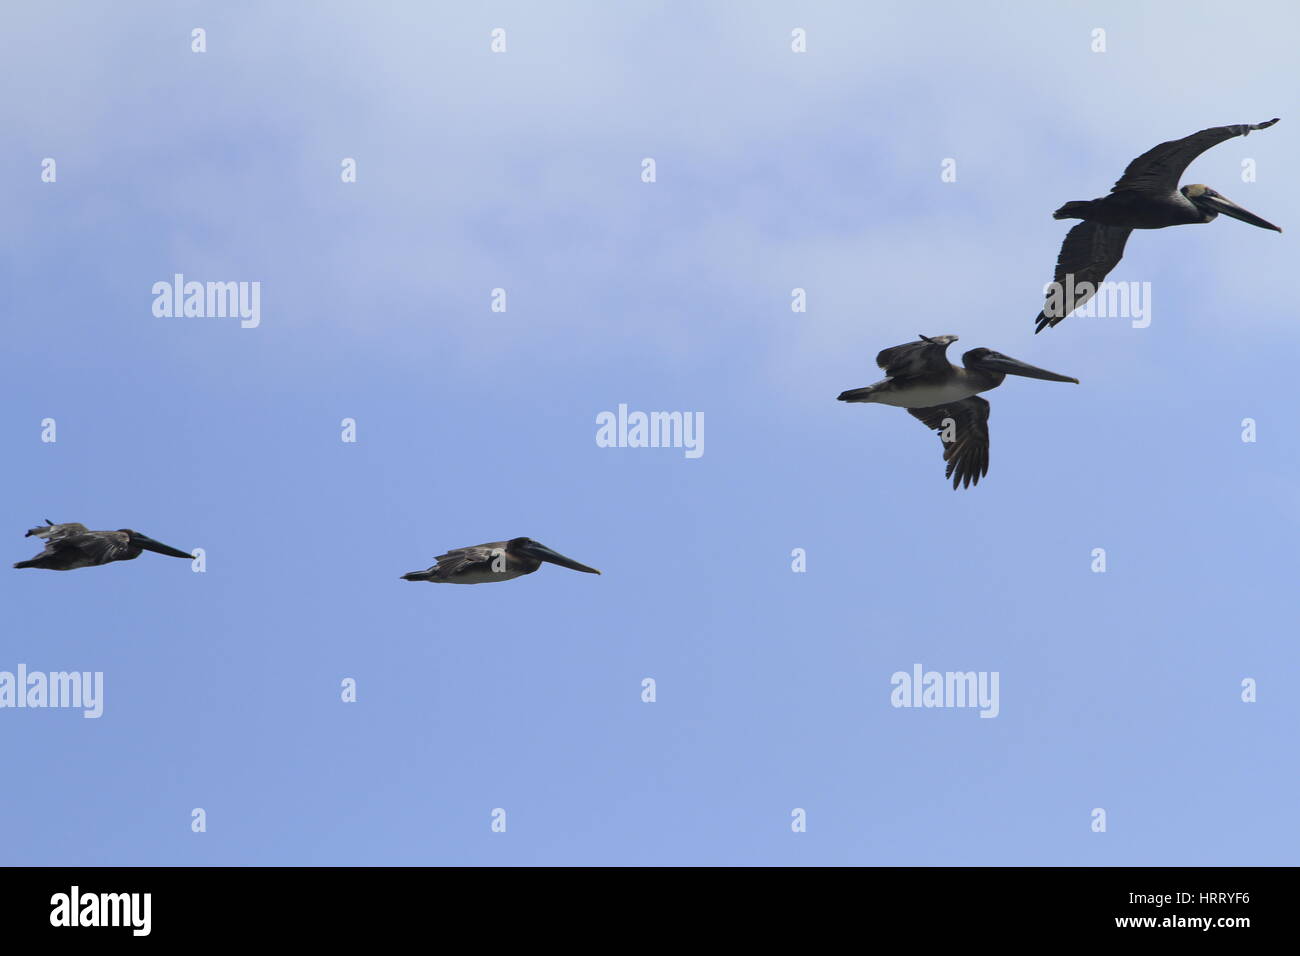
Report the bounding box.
[1037,119,1282,332]
[402,537,602,585]
[14,520,193,571]
[837,335,1078,489]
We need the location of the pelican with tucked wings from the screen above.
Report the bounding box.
[837,335,1078,489]
[1036,119,1282,332]
[401,538,602,585]
[14,520,193,570]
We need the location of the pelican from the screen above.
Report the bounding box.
[14,520,193,570]
[1036,119,1282,332]
[837,335,1078,489]
[401,537,602,584]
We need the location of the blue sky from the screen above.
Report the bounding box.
[2,1,1297,865]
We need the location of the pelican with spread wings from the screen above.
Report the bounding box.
[401,538,602,585]
[14,520,193,571]
[1037,119,1282,332]
[837,335,1078,489]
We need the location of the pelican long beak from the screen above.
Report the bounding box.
[985,355,1079,384]
[1199,191,1283,232]
[523,542,602,574]
[136,535,193,559]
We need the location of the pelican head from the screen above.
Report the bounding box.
[508,537,601,574]
[962,349,1080,383]
[25,519,55,538]
[1181,184,1282,232]
[122,530,193,559]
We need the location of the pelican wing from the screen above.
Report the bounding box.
[908,397,990,490]
[431,543,502,575]
[1112,119,1279,195]
[26,521,90,541]
[1034,221,1132,332]
[72,533,135,564]
[23,530,127,565]
[875,336,956,377]
[21,538,68,562]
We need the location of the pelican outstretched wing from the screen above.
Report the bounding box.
[875,335,958,377]
[1034,221,1133,332]
[1112,119,1279,195]
[908,397,991,489]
